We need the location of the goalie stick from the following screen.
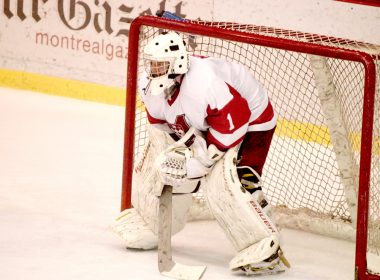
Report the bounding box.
[158,185,207,280]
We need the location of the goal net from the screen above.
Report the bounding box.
[122,15,380,278]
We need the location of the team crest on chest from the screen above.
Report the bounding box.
[168,114,190,138]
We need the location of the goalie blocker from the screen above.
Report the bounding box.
[111,127,289,275]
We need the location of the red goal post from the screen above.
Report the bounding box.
[122,15,380,280]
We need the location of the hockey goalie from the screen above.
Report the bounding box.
[111,31,290,276]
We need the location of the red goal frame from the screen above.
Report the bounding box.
[335,0,380,8]
[122,15,379,280]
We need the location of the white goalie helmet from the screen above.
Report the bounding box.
[143,32,189,96]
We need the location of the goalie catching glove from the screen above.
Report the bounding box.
[155,127,224,187]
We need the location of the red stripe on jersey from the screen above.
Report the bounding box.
[146,109,166,124]
[206,83,251,134]
[206,130,245,151]
[249,101,274,125]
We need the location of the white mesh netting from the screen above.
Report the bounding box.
[128,18,380,272]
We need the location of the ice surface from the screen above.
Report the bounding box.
[0,87,357,280]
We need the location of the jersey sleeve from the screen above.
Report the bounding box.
[138,75,173,134]
[205,82,251,151]
[144,109,171,133]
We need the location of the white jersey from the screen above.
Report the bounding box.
[139,56,277,150]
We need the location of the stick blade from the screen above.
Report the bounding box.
[160,262,206,280]
[158,185,207,280]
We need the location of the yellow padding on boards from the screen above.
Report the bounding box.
[276,119,379,153]
[0,68,126,106]
[276,119,332,146]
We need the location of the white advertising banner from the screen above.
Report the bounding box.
[0,0,379,92]
[0,0,213,88]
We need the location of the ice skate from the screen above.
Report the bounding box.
[229,233,290,276]
[234,247,290,276]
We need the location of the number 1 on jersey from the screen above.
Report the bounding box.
[227,113,235,130]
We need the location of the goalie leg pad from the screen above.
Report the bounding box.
[204,147,279,251]
[111,207,158,250]
[203,147,287,270]
[111,126,193,249]
[237,165,273,218]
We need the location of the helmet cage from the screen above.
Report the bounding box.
[143,56,174,80]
